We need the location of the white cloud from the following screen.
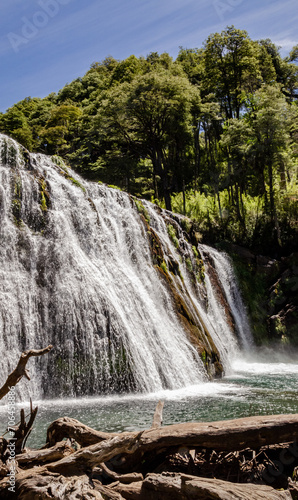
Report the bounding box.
[272,38,298,54]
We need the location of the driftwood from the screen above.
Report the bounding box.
[2,345,294,498]
[13,399,38,454]
[98,462,143,484]
[9,471,106,500]
[1,403,297,499]
[47,416,116,447]
[45,412,298,474]
[47,412,298,457]
[0,345,53,400]
[16,440,74,466]
[0,346,52,461]
[9,472,293,500]
[112,472,293,499]
[151,400,164,429]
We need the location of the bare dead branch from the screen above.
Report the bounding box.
[0,345,53,400]
[151,401,164,429]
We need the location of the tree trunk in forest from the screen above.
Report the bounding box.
[268,158,275,225]
[151,150,172,211]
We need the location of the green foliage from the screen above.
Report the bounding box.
[167,224,179,248]
[1,26,297,255]
[52,155,69,171]
[180,217,192,233]
[40,191,47,212]
[69,177,86,192]
[133,198,150,223]
[185,257,193,273]
[160,261,167,273]
[192,245,199,258]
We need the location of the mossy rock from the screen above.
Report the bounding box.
[133,197,150,223]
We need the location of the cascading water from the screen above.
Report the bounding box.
[142,204,253,372]
[0,135,207,399]
[0,134,253,400]
[199,244,254,351]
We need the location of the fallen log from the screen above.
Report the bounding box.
[47,412,298,463]
[47,416,116,447]
[118,413,298,472]
[98,462,143,483]
[16,440,74,466]
[46,431,144,474]
[1,413,298,499]
[8,413,298,479]
[39,413,298,476]
[117,472,293,500]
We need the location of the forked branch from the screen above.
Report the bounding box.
[0,345,53,400]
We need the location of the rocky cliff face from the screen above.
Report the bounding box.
[221,243,298,347]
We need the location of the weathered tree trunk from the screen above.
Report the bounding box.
[14,402,38,454]
[151,401,164,429]
[113,472,292,500]
[46,413,298,471]
[47,416,116,447]
[1,412,297,499]
[16,441,74,466]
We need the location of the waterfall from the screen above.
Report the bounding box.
[0,134,252,400]
[142,205,253,372]
[199,244,254,351]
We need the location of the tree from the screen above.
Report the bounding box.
[289,44,298,62]
[204,26,261,119]
[93,70,201,210]
[176,47,205,86]
[0,107,33,149]
[40,104,82,155]
[220,117,254,230]
[110,54,145,84]
[259,39,298,101]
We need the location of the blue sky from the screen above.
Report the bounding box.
[0,0,297,112]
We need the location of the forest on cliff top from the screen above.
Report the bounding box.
[1,26,298,257]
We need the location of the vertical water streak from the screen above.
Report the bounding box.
[199,244,254,350]
[143,204,242,371]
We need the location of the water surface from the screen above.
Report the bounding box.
[1,353,297,449]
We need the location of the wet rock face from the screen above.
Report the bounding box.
[220,242,298,347]
[267,254,298,345]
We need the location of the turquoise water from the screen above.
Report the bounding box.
[1,354,298,449]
